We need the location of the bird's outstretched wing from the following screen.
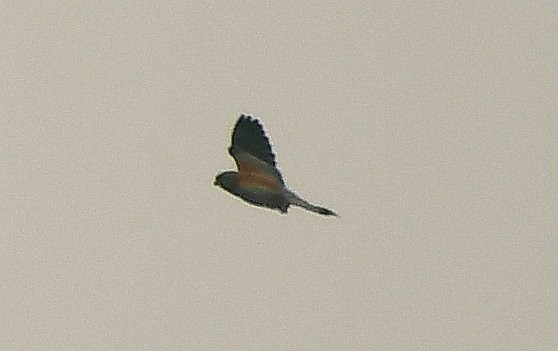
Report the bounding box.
[228,115,284,187]
[230,115,277,167]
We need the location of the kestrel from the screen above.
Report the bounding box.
[214,114,337,216]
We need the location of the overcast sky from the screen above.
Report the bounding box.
[2,2,556,350]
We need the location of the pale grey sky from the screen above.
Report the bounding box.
[1,2,556,350]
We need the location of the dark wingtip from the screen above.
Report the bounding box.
[238,114,258,125]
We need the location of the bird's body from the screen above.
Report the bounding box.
[214,115,336,216]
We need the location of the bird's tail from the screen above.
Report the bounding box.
[287,191,337,216]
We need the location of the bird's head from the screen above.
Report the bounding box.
[213,171,238,191]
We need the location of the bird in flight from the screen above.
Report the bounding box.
[214,114,337,216]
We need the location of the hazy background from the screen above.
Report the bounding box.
[1,2,556,350]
